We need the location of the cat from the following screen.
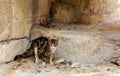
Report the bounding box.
[14,36,59,64]
[31,37,48,63]
[14,48,34,61]
[40,38,59,64]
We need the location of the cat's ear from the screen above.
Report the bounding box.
[56,37,59,41]
[54,35,59,40]
[52,34,55,38]
[48,37,51,41]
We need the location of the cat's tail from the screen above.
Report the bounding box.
[5,55,23,64]
[14,55,23,61]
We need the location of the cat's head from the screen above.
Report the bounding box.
[48,37,59,53]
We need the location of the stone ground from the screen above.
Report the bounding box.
[0,20,120,76]
[0,58,120,76]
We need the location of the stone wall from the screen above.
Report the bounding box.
[53,0,120,24]
[34,0,55,25]
[0,0,120,63]
[0,0,54,63]
[52,2,75,24]
[0,0,32,63]
[0,0,12,41]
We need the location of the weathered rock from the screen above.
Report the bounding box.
[0,0,54,41]
[0,39,29,64]
[0,0,53,63]
[53,2,75,24]
[81,15,101,24]
[0,0,12,41]
[35,0,53,25]
[54,0,119,24]
[32,24,120,64]
[71,63,80,68]
[11,0,33,38]
[54,58,64,64]
[0,0,32,41]
[30,26,43,40]
[0,0,32,63]
[0,0,120,64]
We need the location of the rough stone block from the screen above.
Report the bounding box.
[0,39,29,64]
[0,0,12,41]
[81,15,101,24]
[53,2,75,24]
[71,63,80,68]
[11,19,32,38]
[54,58,64,64]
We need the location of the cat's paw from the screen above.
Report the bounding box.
[42,62,46,66]
[50,62,54,65]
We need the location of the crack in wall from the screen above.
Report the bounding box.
[0,36,30,43]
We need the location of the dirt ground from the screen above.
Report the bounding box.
[0,20,120,76]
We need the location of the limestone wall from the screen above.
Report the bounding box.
[53,0,120,24]
[0,0,32,63]
[0,0,53,63]
[0,0,13,41]
[0,0,120,63]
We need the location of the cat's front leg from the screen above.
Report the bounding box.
[50,55,54,65]
[34,47,39,64]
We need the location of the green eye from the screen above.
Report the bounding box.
[54,44,57,46]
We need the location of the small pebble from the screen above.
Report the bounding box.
[42,62,46,66]
[68,28,70,31]
[54,58,64,64]
[71,63,80,68]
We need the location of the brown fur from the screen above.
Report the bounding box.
[14,37,59,64]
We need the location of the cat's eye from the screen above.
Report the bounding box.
[54,44,57,46]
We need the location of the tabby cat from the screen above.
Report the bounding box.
[40,38,59,64]
[14,36,59,64]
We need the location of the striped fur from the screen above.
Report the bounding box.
[14,37,58,64]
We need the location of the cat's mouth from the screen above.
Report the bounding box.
[50,45,57,53]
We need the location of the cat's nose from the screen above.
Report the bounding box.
[51,45,54,47]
